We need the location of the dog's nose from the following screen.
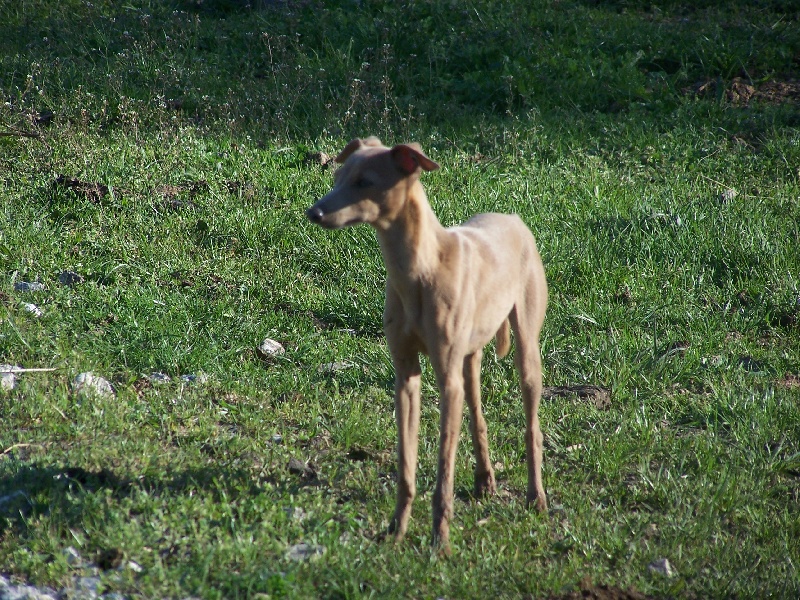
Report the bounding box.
[306,206,324,223]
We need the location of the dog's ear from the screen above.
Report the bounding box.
[335,139,364,164]
[390,143,440,175]
[335,137,383,164]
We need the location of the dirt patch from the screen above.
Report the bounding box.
[346,445,374,461]
[54,174,112,203]
[613,285,633,304]
[768,306,799,329]
[96,547,124,571]
[168,269,196,288]
[543,385,612,410]
[756,79,800,105]
[287,457,318,481]
[131,376,154,398]
[225,180,257,200]
[684,77,800,106]
[304,151,333,168]
[542,580,656,600]
[778,373,800,389]
[156,180,207,210]
[36,110,55,127]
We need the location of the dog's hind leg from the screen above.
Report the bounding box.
[510,302,547,513]
[463,349,497,499]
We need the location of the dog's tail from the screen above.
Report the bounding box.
[495,318,511,359]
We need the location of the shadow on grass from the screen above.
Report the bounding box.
[0,461,323,536]
[3,0,798,141]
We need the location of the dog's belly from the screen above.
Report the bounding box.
[395,298,511,358]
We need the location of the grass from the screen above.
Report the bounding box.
[1,0,799,598]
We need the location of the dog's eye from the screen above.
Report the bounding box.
[354,177,372,189]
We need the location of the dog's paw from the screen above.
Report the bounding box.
[526,493,548,513]
[473,472,497,499]
[434,541,452,558]
[431,532,452,558]
[385,516,408,544]
[376,528,404,545]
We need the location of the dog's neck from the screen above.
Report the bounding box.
[374,180,443,288]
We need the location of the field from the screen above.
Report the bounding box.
[1,0,799,598]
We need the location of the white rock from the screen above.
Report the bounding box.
[13,281,45,292]
[21,303,44,317]
[1,373,16,391]
[318,360,355,373]
[284,506,307,521]
[648,557,675,577]
[0,574,59,600]
[0,364,22,391]
[286,543,324,561]
[124,560,143,573]
[257,338,285,358]
[71,372,115,397]
[702,355,725,367]
[72,576,100,598]
[338,531,352,544]
[62,546,82,566]
[718,188,738,203]
[148,372,171,384]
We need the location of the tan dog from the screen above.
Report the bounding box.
[307,137,548,554]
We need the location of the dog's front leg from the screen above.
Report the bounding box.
[430,350,466,555]
[387,351,422,542]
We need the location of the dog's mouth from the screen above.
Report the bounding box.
[307,207,362,229]
[317,217,360,230]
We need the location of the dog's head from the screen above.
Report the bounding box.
[306,137,439,230]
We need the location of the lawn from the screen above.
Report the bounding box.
[1,1,799,598]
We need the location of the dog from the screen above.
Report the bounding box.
[306,137,548,554]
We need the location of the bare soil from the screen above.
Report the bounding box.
[542,580,658,600]
[53,174,111,203]
[778,373,800,389]
[543,385,612,410]
[684,77,800,106]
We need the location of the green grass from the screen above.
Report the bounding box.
[2,0,800,598]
